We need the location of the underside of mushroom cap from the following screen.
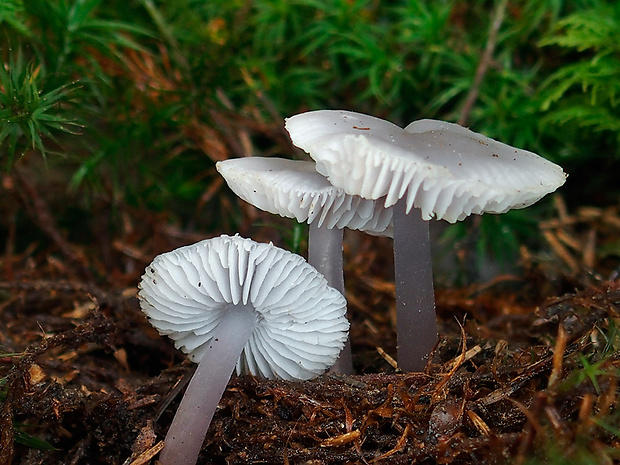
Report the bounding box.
[138,235,349,380]
[285,110,567,223]
[216,157,393,236]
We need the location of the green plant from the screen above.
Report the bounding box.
[523,321,620,464]
[0,50,81,168]
[0,0,29,36]
[1,0,151,169]
[1,0,618,275]
[540,3,620,137]
[20,0,150,84]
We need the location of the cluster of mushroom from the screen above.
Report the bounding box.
[138,110,567,465]
[218,110,567,372]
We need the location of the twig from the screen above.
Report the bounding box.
[369,424,411,463]
[478,336,588,407]
[458,0,508,127]
[542,230,579,274]
[376,346,398,369]
[155,365,197,421]
[547,324,568,390]
[12,168,93,280]
[127,441,165,465]
[433,318,468,403]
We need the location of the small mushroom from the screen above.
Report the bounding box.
[216,157,392,374]
[285,110,567,372]
[139,235,348,465]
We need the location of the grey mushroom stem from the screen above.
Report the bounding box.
[159,306,258,465]
[307,222,353,374]
[392,200,438,372]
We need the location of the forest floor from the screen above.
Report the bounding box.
[1,197,619,465]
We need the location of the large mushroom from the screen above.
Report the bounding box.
[216,157,392,374]
[285,110,567,372]
[138,234,348,465]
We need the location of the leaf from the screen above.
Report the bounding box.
[0,49,82,167]
[0,0,30,35]
[14,428,59,451]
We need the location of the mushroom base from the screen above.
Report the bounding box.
[159,305,258,465]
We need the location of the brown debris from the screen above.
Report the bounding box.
[1,192,619,464]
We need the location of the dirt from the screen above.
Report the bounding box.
[1,204,619,465]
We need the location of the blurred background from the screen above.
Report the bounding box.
[1,0,619,287]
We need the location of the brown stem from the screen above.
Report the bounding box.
[458,0,508,127]
[13,168,93,280]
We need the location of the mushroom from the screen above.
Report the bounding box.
[285,110,567,372]
[216,157,392,374]
[138,234,348,465]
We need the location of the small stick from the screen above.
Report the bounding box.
[376,347,398,370]
[547,324,568,390]
[127,441,165,465]
[13,169,93,280]
[459,0,508,126]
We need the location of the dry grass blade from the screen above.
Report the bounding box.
[433,319,468,402]
[369,424,412,463]
[467,410,491,436]
[127,441,164,465]
[377,346,398,369]
[540,196,620,277]
[547,324,568,390]
[447,345,482,371]
[543,229,579,274]
[478,354,552,407]
[320,430,361,447]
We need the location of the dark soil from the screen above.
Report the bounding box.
[1,201,619,465]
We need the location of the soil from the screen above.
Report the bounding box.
[1,200,619,465]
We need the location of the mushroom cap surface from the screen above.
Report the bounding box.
[216,157,392,236]
[138,235,349,380]
[285,110,567,223]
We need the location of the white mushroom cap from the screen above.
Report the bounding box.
[138,235,349,380]
[216,157,393,236]
[285,110,567,223]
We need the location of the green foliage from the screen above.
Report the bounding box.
[527,321,620,465]
[539,3,620,139]
[437,208,539,282]
[558,322,620,395]
[0,0,29,35]
[599,319,619,356]
[20,0,150,78]
[0,49,81,168]
[1,0,618,270]
[13,427,59,451]
[525,443,620,465]
[1,0,151,170]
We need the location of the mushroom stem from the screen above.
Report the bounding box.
[392,199,438,372]
[159,306,258,465]
[308,222,353,374]
[308,222,345,293]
